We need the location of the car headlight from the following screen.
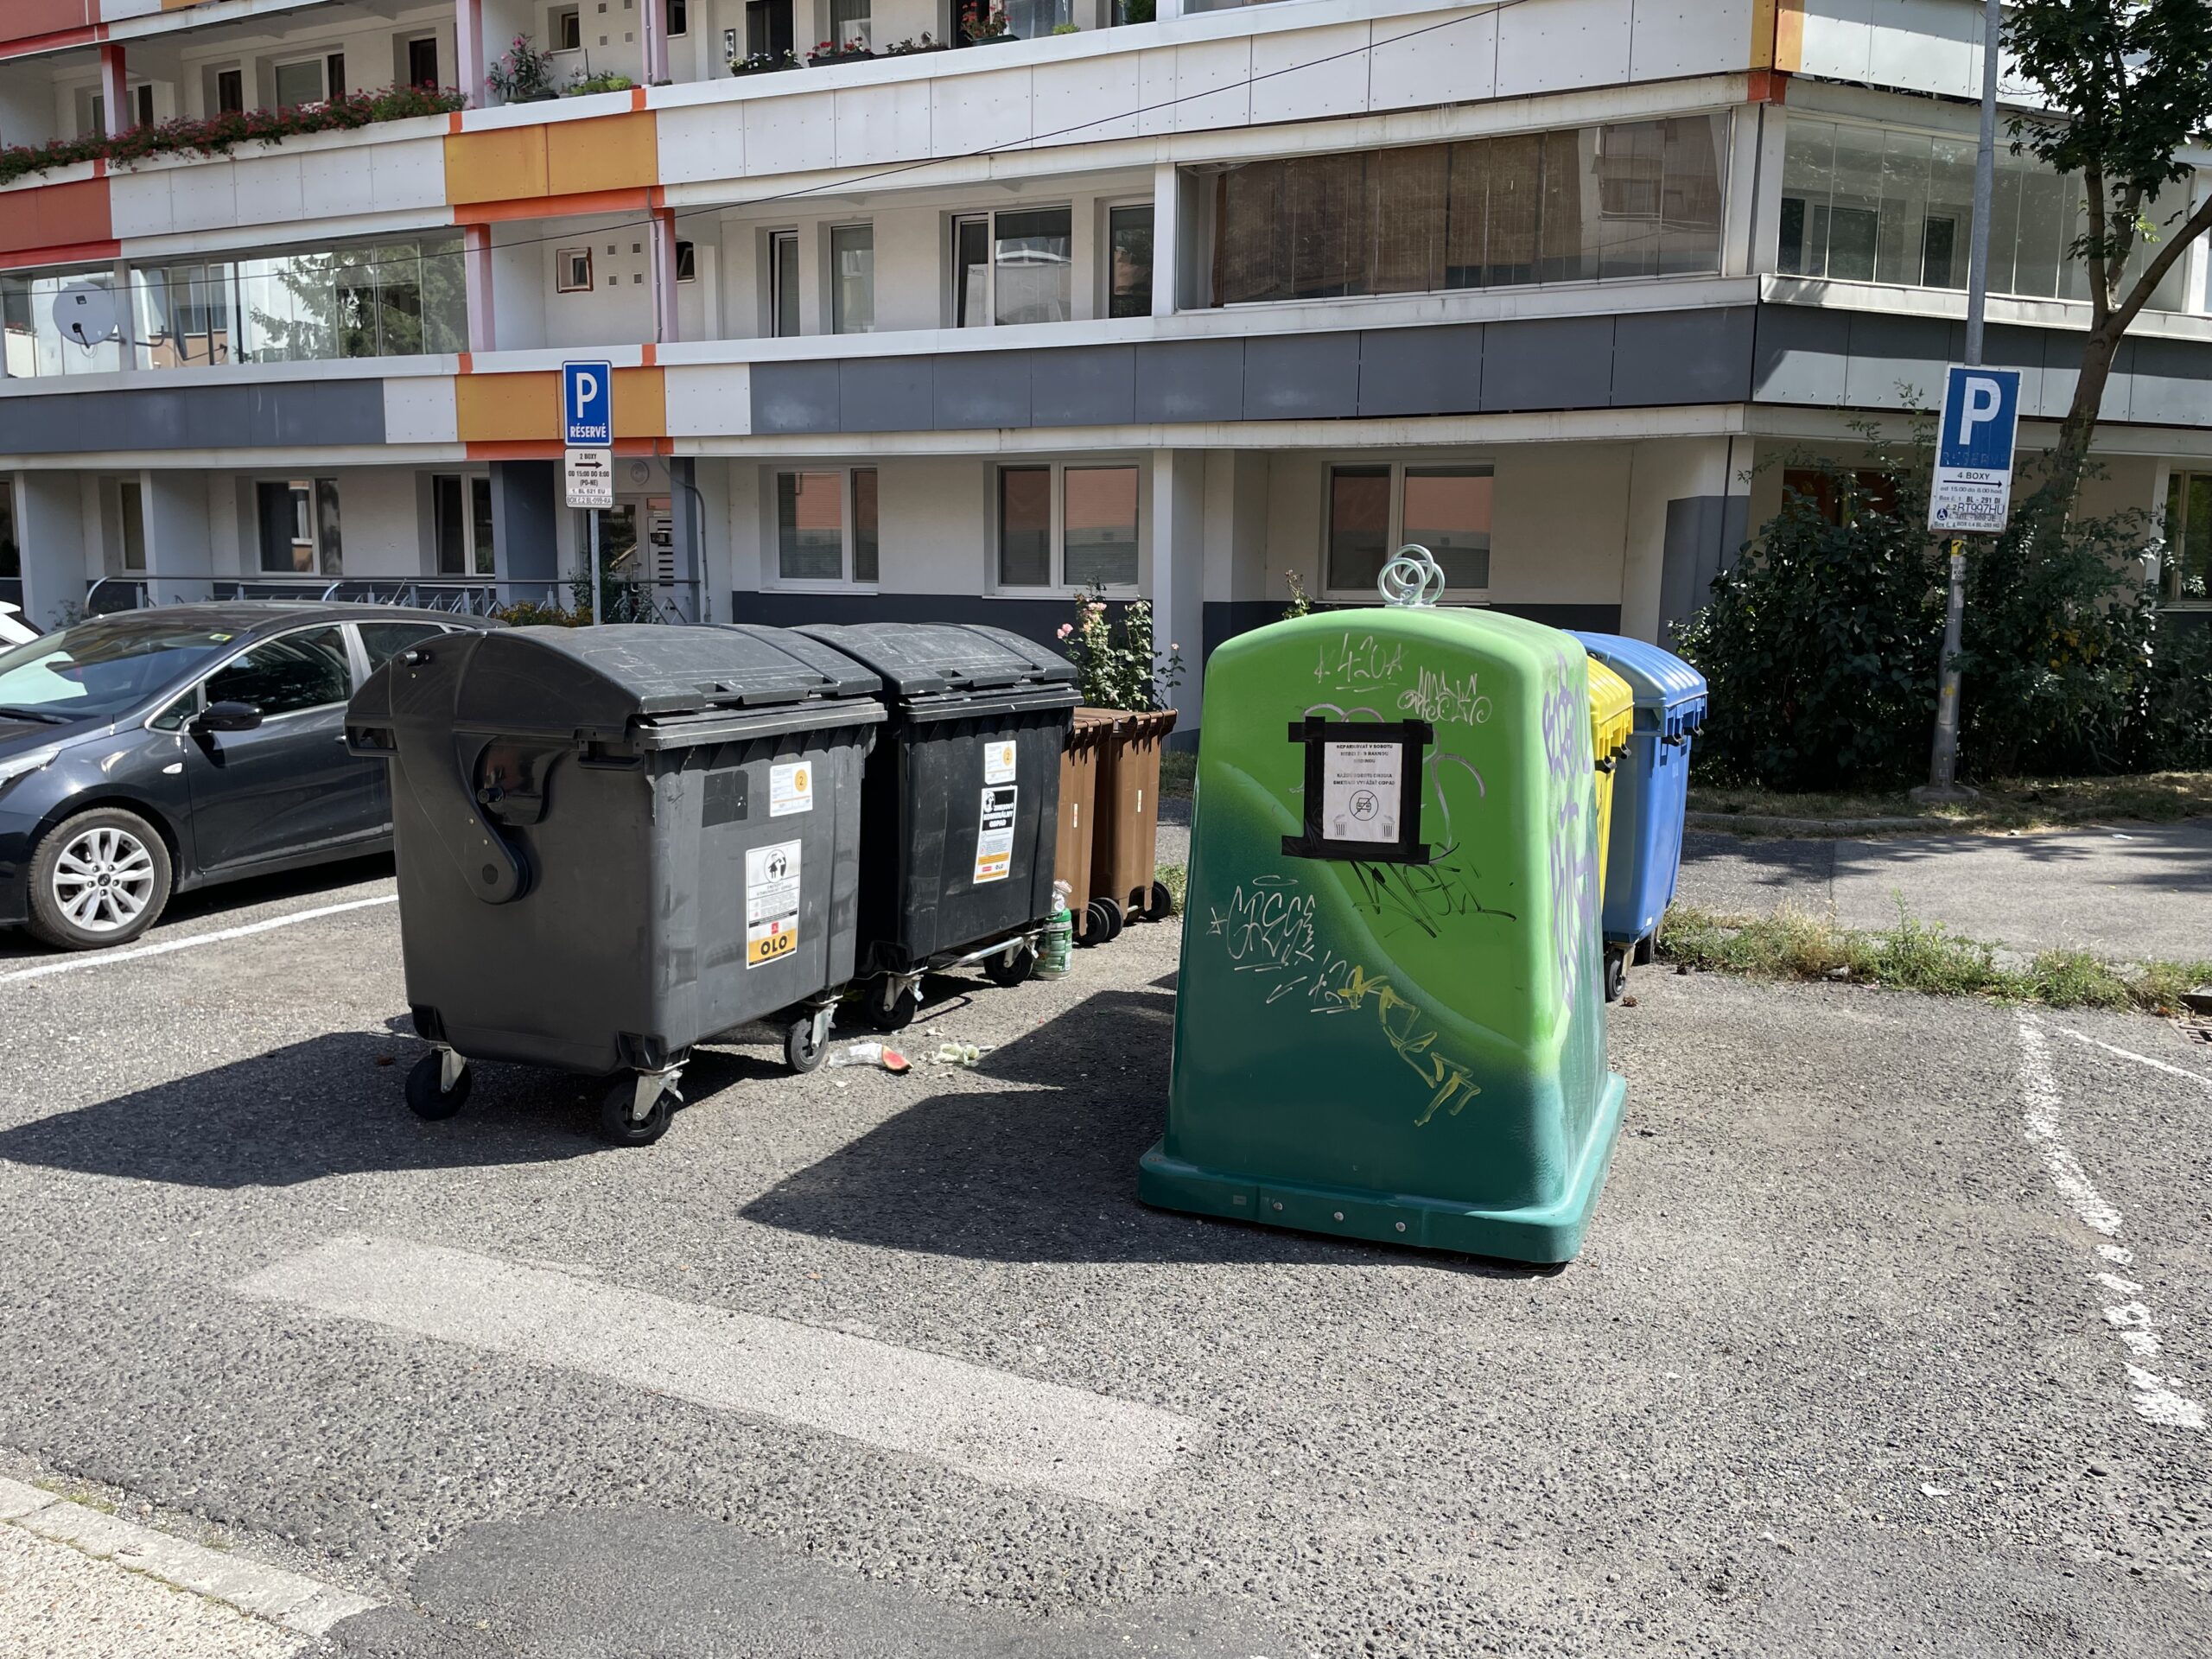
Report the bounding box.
[0,746,60,792]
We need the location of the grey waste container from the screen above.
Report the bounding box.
[346,624,882,1145]
[793,623,1077,1032]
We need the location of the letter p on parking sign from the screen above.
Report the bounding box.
[1928,364,2023,535]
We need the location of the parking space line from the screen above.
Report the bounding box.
[235,1236,1197,1509]
[0,1475,377,1636]
[2060,1027,2212,1096]
[0,895,395,988]
[2017,1013,2205,1431]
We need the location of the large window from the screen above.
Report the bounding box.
[1325,462,1490,594]
[830,225,874,334]
[1779,117,2190,310]
[1209,117,1726,307]
[829,0,871,49]
[257,479,341,575]
[997,463,1139,590]
[2164,471,2212,604]
[774,468,878,584]
[1107,204,1154,320]
[955,209,1074,327]
[433,475,496,575]
[768,231,800,336]
[205,627,352,717]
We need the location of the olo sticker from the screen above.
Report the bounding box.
[974,785,1016,884]
[769,760,813,817]
[745,839,802,968]
[983,739,1018,785]
[1319,741,1402,844]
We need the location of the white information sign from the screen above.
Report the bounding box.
[769,760,813,817]
[564,446,613,510]
[974,785,1017,883]
[983,739,1019,785]
[1319,741,1402,844]
[744,839,802,969]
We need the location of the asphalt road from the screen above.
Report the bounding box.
[1,865,2209,1657]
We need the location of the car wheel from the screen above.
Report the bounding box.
[27,807,172,950]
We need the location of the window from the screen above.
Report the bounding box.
[134,85,155,128]
[955,208,1073,327]
[407,37,440,87]
[667,0,690,34]
[1778,115,2191,310]
[830,225,874,334]
[433,475,496,575]
[327,53,346,97]
[829,0,871,49]
[557,247,594,293]
[1004,0,1072,35]
[1209,117,1727,307]
[273,58,327,109]
[205,627,352,717]
[118,480,147,573]
[359,622,443,671]
[1325,462,1490,594]
[2163,472,2212,604]
[997,462,1139,589]
[674,239,696,283]
[1107,204,1154,319]
[774,469,878,584]
[256,479,340,575]
[553,6,583,50]
[1780,466,1898,528]
[216,68,244,114]
[768,230,800,336]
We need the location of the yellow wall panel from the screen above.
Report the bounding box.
[456,372,561,442]
[546,112,659,199]
[444,126,550,207]
[612,368,667,439]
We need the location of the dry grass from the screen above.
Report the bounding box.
[1688,771,2212,833]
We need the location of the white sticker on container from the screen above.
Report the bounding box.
[745,838,803,968]
[983,739,1019,785]
[974,785,1017,884]
[769,760,813,817]
[1319,741,1402,844]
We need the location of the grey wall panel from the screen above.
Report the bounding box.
[1357,324,1483,417]
[1480,316,1614,412]
[1658,493,1751,636]
[1243,332,1362,419]
[492,460,560,583]
[933,352,1032,429]
[2123,337,2212,427]
[1610,307,1755,406]
[837,356,935,434]
[1840,312,1955,410]
[1132,339,1244,423]
[749,361,841,435]
[1029,344,1136,428]
[1978,324,2051,421]
[1751,304,1851,406]
[0,379,385,455]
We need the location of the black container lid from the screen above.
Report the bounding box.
[795,622,1077,700]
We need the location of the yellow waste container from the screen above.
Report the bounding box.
[1586,655,1634,915]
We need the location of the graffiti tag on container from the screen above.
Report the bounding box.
[1325,965,1482,1128]
[1349,857,1516,941]
[1397,666,1491,728]
[1314,632,1405,694]
[1538,650,1597,1017]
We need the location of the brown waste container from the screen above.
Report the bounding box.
[1058,709,1118,944]
[1088,705,1178,938]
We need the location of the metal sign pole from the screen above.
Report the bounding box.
[588,509,601,627]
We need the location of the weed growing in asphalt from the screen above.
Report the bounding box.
[1657,899,2211,1016]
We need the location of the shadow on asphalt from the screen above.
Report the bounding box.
[743,982,1549,1278]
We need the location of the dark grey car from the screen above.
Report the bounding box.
[0,603,493,950]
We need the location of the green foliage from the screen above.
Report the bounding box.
[563,73,638,96]
[486,35,559,102]
[1057,594,1183,710]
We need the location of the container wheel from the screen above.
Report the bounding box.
[404,1053,470,1122]
[1632,933,1656,967]
[1603,946,1628,1004]
[984,943,1037,988]
[1087,898,1123,944]
[1072,905,1103,948]
[600,1076,674,1147]
[1146,880,1175,921]
[865,978,918,1033]
[785,1015,829,1073]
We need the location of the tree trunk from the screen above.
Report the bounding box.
[2049,321,2128,517]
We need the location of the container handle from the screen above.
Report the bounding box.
[1377,545,1446,609]
[386,637,530,906]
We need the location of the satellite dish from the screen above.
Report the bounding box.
[54,282,120,350]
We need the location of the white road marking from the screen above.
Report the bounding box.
[0,895,394,987]
[0,1475,376,1637]
[2016,1012,2205,1431]
[236,1236,1198,1508]
[2060,1027,2212,1095]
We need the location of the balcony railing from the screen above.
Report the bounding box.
[82,575,704,625]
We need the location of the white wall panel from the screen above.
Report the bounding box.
[666,364,753,436]
[658,103,748,187]
[1866,0,1979,99]
[931,66,1033,160]
[383,376,459,445]
[835,79,932,168]
[298,148,382,221]
[1628,0,1754,81]
[228,154,305,230]
[107,170,179,240]
[745,88,839,177]
[1796,0,1874,83]
[1368,9,1495,114]
[1032,52,1145,148]
[1249,23,1370,128]
[1497,0,1633,97]
[1171,37,1252,134]
[370,138,448,216]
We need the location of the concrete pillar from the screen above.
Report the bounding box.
[651,207,681,343]
[11,471,91,630]
[1149,162,1179,317]
[464,225,497,353]
[1148,449,1205,733]
[142,471,213,606]
[491,460,560,601]
[99,44,130,136]
[456,0,487,102]
[643,0,671,82]
[666,456,706,619]
[1620,435,1750,643]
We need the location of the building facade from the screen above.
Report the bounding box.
[3,0,2211,729]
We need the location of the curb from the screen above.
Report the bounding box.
[1686,812,1955,836]
[0,1475,378,1637]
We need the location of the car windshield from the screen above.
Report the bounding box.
[0,617,248,725]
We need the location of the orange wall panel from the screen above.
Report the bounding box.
[612,367,666,439]
[546,112,659,198]
[455,372,561,442]
[0,1,94,47]
[444,126,550,207]
[0,177,113,257]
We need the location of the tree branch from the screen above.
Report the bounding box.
[2112,186,2212,336]
[2084,162,2111,327]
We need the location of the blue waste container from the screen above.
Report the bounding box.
[1571,632,1707,1001]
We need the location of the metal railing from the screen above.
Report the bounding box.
[81,575,704,625]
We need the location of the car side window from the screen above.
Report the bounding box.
[203,626,352,719]
[358,622,443,672]
[149,690,199,732]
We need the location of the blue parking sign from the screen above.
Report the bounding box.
[563,361,613,448]
[1928,365,2022,534]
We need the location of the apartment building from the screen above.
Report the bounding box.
[4,0,2211,730]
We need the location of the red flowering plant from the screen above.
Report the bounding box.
[806,35,876,63]
[0,85,467,190]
